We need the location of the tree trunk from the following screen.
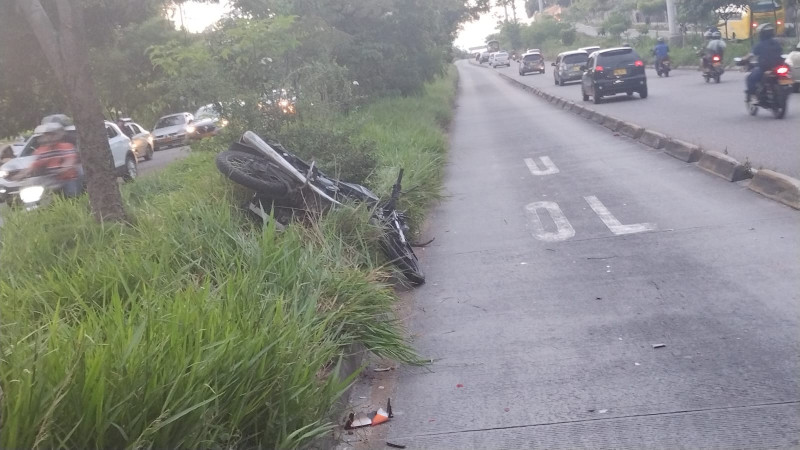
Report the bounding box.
[15,0,127,222]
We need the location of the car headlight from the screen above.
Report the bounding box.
[19,185,45,204]
[0,169,8,179]
[186,126,196,134]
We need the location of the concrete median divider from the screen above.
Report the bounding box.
[664,138,703,163]
[748,170,800,210]
[603,117,620,131]
[698,151,753,182]
[591,111,606,124]
[580,107,594,119]
[638,129,667,149]
[618,121,644,139]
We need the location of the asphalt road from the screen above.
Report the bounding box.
[492,62,800,178]
[351,61,800,448]
[138,145,191,176]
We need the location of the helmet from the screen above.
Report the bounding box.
[33,122,65,135]
[657,36,665,43]
[711,31,721,39]
[757,23,775,40]
[703,30,713,40]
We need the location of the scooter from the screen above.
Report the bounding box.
[735,56,792,119]
[216,131,425,285]
[703,54,724,83]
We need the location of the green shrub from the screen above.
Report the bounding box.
[276,122,379,184]
[561,28,577,45]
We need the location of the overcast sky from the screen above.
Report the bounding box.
[177,0,534,50]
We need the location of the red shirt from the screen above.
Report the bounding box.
[31,142,80,181]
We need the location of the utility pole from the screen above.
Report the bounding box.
[665,0,680,45]
[539,0,545,17]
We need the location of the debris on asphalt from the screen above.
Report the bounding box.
[378,385,385,389]
[596,297,602,300]
[635,362,641,366]
[387,443,407,449]
[456,383,464,388]
[345,399,395,430]
[345,412,373,429]
[653,343,666,349]
[371,408,390,426]
[374,367,394,372]
[599,409,609,414]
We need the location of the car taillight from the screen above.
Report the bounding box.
[596,65,604,72]
[752,22,758,28]
[775,65,790,77]
[712,55,721,62]
[634,60,644,67]
[777,20,782,25]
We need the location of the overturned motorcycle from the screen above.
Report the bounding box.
[215,131,425,285]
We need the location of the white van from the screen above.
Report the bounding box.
[491,51,510,68]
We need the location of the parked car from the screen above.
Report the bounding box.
[479,51,491,63]
[553,50,589,86]
[491,51,511,68]
[152,112,194,150]
[785,42,800,93]
[581,47,648,104]
[579,46,601,54]
[119,119,154,161]
[487,51,498,66]
[0,120,137,205]
[519,51,546,75]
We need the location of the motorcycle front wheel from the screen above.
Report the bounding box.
[216,150,293,197]
[381,230,425,285]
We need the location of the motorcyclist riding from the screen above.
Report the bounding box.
[745,23,785,101]
[700,29,726,70]
[653,37,670,70]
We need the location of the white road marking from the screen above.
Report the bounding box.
[584,196,656,235]
[525,201,575,242]
[524,156,560,176]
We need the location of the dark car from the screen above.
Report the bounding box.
[552,50,589,85]
[581,47,647,104]
[519,52,545,75]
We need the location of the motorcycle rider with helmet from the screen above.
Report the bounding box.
[653,37,670,71]
[745,23,785,101]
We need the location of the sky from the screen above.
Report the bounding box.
[176,0,534,49]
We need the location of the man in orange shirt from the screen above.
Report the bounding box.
[27,122,82,197]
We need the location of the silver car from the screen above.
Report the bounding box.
[152,112,194,151]
[552,50,589,86]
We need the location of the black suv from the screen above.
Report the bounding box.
[581,47,647,104]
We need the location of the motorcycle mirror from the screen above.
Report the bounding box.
[551,62,556,66]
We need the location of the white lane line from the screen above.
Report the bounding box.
[524,156,560,176]
[525,201,575,242]
[584,195,656,236]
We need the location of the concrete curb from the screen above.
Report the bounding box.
[664,138,703,163]
[638,129,668,149]
[748,170,800,210]
[618,121,645,139]
[698,151,753,182]
[495,68,800,210]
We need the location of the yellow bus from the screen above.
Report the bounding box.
[717,1,786,40]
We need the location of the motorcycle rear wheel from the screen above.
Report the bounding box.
[772,91,787,119]
[381,231,425,285]
[216,150,293,197]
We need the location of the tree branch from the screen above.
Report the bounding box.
[14,0,65,84]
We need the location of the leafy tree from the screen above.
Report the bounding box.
[603,12,633,38]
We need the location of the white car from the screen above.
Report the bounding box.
[785,42,800,93]
[491,51,511,68]
[0,121,137,205]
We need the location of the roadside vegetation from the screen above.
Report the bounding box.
[0,69,458,448]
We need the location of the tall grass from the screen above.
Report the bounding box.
[0,68,458,448]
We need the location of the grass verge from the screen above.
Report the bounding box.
[0,67,458,449]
